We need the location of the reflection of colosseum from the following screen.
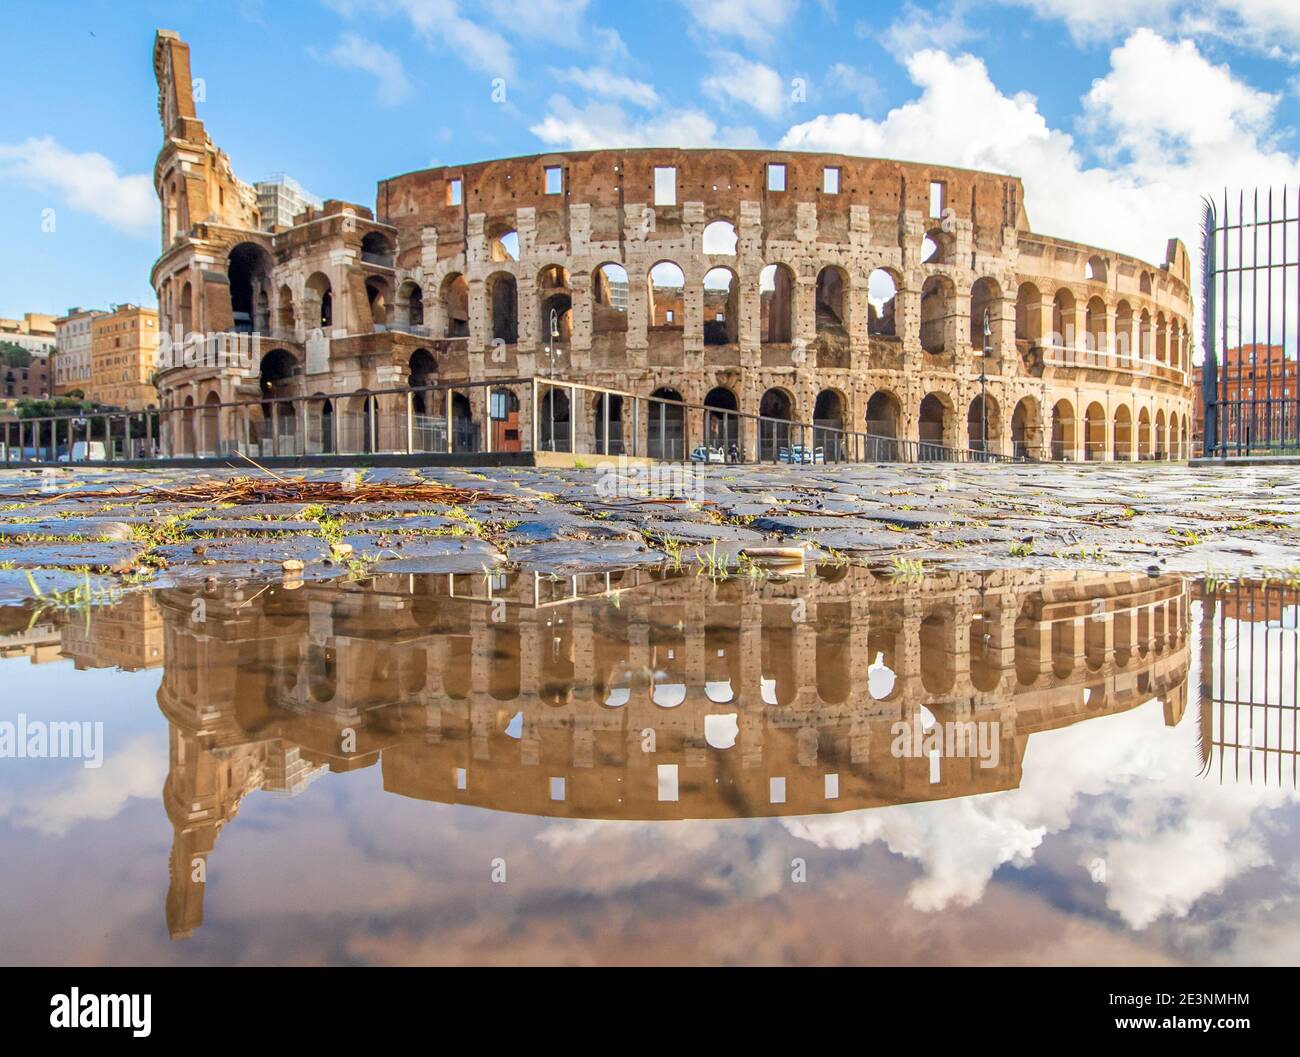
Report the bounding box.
[156,567,1190,937]
[151,31,1194,462]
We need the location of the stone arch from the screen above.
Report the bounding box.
[760,263,794,343]
[703,266,739,345]
[227,241,273,334]
[1155,408,1167,458]
[1011,396,1042,458]
[866,389,901,460]
[275,283,293,333]
[758,386,794,461]
[867,267,900,337]
[704,385,740,455]
[305,272,332,329]
[486,271,518,343]
[648,385,685,460]
[1015,281,1041,343]
[200,391,221,455]
[360,230,394,263]
[1085,255,1107,283]
[1138,407,1152,459]
[179,281,194,334]
[538,264,573,342]
[1113,404,1132,460]
[648,261,685,329]
[815,265,849,336]
[539,386,571,452]
[1084,401,1106,461]
[591,390,625,455]
[813,388,846,461]
[440,272,469,337]
[1085,295,1106,352]
[365,275,391,328]
[591,262,629,333]
[921,227,954,265]
[1052,288,1075,347]
[486,224,519,262]
[919,391,954,457]
[920,274,953,354]
[969,276,1001,349]
[920,607,957,695]
[396,279,424,328]
[703,218,738,255]
[1051,399,1075,460]
[967,393,1000,454]
[1115,299,1133,358]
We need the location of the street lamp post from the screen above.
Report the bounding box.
[545,307,559,451]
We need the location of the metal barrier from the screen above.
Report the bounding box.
[2,375,1025,467]
[1202,188,1300,456]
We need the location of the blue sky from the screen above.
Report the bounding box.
[4,0,1300,319]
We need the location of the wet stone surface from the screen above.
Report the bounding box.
[0,462,1296,603]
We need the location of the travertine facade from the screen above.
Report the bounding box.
[150,30,1195,461]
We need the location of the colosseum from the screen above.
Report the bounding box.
[151,30,1195,463]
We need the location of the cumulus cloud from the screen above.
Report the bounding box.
[0,137,155,236]
[530,96,759,150]
[780,30,1300,282]
[678,0,799,49]
[702,51,788,120]
[310,32,412,105]
[551,66,659,109]
[878,0,978,55]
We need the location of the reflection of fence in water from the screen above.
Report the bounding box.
[1200,580,1299,786]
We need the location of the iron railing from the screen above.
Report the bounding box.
[0,376,1026,467]
[1202,188,1300,456]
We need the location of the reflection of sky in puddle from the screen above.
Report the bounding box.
[0,569,1295,966]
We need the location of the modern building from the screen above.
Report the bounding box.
[1,355,50,400]
[52,307,107,395]
[255,174,323,232]
[1193,344,1298,451]
[150,30,1195,462]
[0,313,57,357]
[88,303,159,410]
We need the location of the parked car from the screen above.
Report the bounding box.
[689,445,726,464]
[778,444,825,464]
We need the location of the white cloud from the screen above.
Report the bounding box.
[878,1,977,55]
[552,66,659,109]
[779,31,1300,287]
[310,32,412,105]
[0,137,155,236]
[702,51,787,120]
[825,62,882,110]
[530,96,759,150]
[678,0,799,49]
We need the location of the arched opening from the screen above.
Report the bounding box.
[816,603,852,705]
[920,609,956,695]
[1115,300,1133,359]
[1085,296,1107,353]
[815,266,848,336]
[921,228,952,264]
[312,396,334,454]
[1084,402,1106,461]
[487,225,518,262]
[275,283,293,334]
[1138,407,1152,459]
[227,242,273,335]
[760,263,794,343]
[967,393,1000,455]
[408,348,436,414]
[538,264,573,342]
[179,282,194,334]
[969,277,1000,349]
[703,386,740,459]
[868,268,899,337]
[1169,411,1181,459]
[451,392,475,453]
[1085,255,1107,283]
[970,605,1004,693]
[441,273,469,337]
[591,392,624,455]
[1113,405,1132,460]
[703,219,738,255]
[1051,399,1075,460]
[1011,396,1041,459]
[648,262,685,329]
[344,392,379,454]
[539,387,571,452]
[1155,312,1167,363]
[920,275,951,353]
[760,617,796,707]
[1052,288,1075,348]
[866,390,901,461]
[257,348,297,453]
[919,392,950,459]
[1155,408,1167,458]
[200,391,221,456]
[305,272,332,329]
[365,275,391,328]
[703,267,738,345]
[397,280,424,329]
[591,263,629,334]
[758,387,793,462]
[1139,309,1152,359]
[1015,282,1041,343]
[360,230,394,265]
[648,386,685,460]
[487,272,518,344]
[1015,599,1042,686]
[1052,618,1076,680]
[813,388,845,462]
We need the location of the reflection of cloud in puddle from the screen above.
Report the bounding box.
[867,652,895,699]
[0,734,166,836]
[784,694,1299,928]
[704,713,738,749]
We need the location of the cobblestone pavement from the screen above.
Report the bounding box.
[0,461,1295,603]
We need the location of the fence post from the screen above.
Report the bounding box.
[1200,197,1218,457]
[445,387,454,454]
[406,390,414,454]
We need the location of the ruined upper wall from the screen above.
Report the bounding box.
[378,149,1025,271]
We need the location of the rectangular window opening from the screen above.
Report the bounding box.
[447,178,462,206]
[823,167,840,194]
[768,163,787,192]
[929,180,945,218]
[654,166,676,206]
[544,166,563,195]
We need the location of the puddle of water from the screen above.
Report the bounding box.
[0,566,1296,966]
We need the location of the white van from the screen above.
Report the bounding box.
[59,441,108,463]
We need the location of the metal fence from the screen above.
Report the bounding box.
[1,376,1025,467]
[1201,188,1300,456]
